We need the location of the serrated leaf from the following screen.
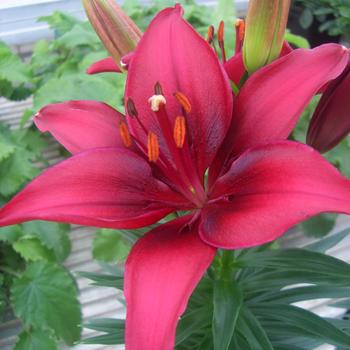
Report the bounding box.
[56,24,100,48]
[0,139,15,161]
[212,279,242,350]
[93,229,131,262]
[13,237,55,262]
[0,42,30,84]
[33,74,120,110]
[11,262,81,344]
[0,225,22,243]
[22,221,71,263]
[14,330,58,350]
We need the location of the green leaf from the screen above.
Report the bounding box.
[284,31,310,49]
[212,279,242,350]
[21,221,71,263]
[14,330,58,350]
[82,319,124,345]
[0,42,30,84]
[11,262,81,344]
[0,139,15,161]
[299,8,314,29]
[236,306,274,350]
[301,213,337,237]
[93,229,131,262]
[56,24,100,48]
[253,304,350,348]
[176,307,210,345]
[0,225,22,243]
[33,74,120,110]
[13,237,55,262]
[78,271,123,289]
[304,227,350,252]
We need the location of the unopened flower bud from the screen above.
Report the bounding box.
[307,56,350,153]
[83,0,142,68]
[243,0,290,74]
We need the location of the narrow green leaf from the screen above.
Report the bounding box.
[78,271,123,289]
[236,306,274,350]
[212,279,242,350]
[84,318,125,333]
[81,333,123,345]
[253,304,350,348]
[176,307,210,345]
[304,227,350,253]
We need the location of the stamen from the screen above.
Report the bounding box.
[174,91,191,113]
[147,132,159,162]
[154,81,164,95]
[126,97,138,117]
[148,94,166,112]
[235,19,245,41]
[217,20,226,63]
[235,19,245,54]
[218,20,224,44]
[206,25,214,44]
[173,116,186,148]
[119,121,132,147]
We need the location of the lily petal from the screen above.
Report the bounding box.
[224,41,293,86]
[125,215,216,350]
[0,148,187,228]
[34,100,127,154]
[202,141,350,249]
[86,57,121,74]
[228,44,349,158]
[125,4,232,177]
[307,61,350,153]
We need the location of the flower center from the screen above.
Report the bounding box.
[123,83,207,208]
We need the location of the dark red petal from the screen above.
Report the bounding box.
[202,141,350,249]
[307,62,350,153]
[86,57,121,74]
[125,215,216,349]
[125,4,232,177]
[34,100,127,154]
[228,44,349,157]
[0,148,188,228]
[224,41,293,86]
[224,52,245,86]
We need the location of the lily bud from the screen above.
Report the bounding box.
[243,0,290,74]
[83,0,142,68]
[307,57,350,153]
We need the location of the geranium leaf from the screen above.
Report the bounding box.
[13,237,55,262]
[11,262,81,344]
[93,229,131,262]
[13,330,58,350]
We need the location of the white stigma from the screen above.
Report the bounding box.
[148,94,166,112]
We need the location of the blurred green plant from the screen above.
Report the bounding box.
[295,0,350,40]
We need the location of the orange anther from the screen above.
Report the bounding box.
[173,116,186,148]
[235,19,245,42]
[119,121,132,147]
[147,132,159,162]
[206,25,214,44]
[218,20,224,43]
[174,91,191,113]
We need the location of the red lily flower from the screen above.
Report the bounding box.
[307,56,350,153]
[1,5,350,349]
